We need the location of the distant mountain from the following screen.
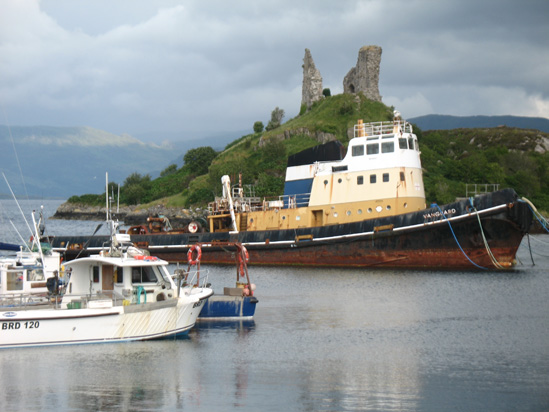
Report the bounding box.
[0,125,178,198]
[408,115,549,133]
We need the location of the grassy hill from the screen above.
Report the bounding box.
[67,93,549,213]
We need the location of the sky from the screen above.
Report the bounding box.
[0,0,548,143]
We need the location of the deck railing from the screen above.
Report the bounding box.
[354,120,413,138]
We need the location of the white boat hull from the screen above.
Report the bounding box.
[0,297,206,349]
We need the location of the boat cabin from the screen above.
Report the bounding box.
[62,255,177,309]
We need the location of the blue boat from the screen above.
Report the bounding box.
[182,242,258,320]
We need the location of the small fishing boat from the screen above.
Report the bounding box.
[1,210,63,305]
[0,179,214,349]
[0,232,213,349]
[179,242,258,320]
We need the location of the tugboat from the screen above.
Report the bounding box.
[50,115,533,269]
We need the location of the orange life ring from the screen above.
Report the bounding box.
[187,245,202,265]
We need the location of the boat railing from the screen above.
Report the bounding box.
[64,290,126,308]
[0,292,51,310]
[465,183,500,197]
[209,191,311,214]
[354,120,413,138]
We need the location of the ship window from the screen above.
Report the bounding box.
[399,138,407,149]
[367,208,372,213]
[358,209,363,215]
[383,173,389,182]
[132,266,158,283]
[346,210,351,216]
[387,205,391,211]
[415,139,420,151]
[370,174,376,184]
[400,172,405,181]
[357,176,364,185]
[332,166,348,172]
[352,145,364,156]
[381,142,394,153]
[367,143,379,155]
[408,138,415,150]
[93,266,100,283]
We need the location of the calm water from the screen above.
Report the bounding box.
[0,199,548,411]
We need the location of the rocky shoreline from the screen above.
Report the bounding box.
[52,202,209,228]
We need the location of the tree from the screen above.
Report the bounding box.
[121,173,152,205]
[265,107,285,131]
[183,146,218,176]
[253,121,264,134]
[160,164,177,177]
[322,88,331,97]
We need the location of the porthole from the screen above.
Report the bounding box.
[333,212,338,218]
[404,203,408,208]
[386,205,391,211]
[296,216,301,221]
[358,209,363,215]
[376,205,383,213]
[338,178,342,183]
[346,210,351,216]
[282,215,286,220]
[367,208,372,213]
[324,180,328,186]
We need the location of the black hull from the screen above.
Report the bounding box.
[50,189,533,269]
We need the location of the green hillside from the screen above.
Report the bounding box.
[68,93,549,212]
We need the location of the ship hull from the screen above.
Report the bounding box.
[50,189,533,270]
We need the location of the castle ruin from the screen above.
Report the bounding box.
[301,48,323,110]
[301,45,382,110]
[343,45,382,102]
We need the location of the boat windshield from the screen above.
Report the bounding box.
[131,266,158,284]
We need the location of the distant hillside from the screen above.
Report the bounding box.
[0,125,177,198]
[409,114,549,133]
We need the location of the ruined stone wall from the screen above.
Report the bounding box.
[343,45,382,102]
[301,48,323,110]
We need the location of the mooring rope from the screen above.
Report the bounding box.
[469,198,505,269]
[434,204,486,270]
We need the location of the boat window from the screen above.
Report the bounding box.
[381,142,394,153]
[367,143,379,155]
[408,137,415,150]
[158,267,171,283]
[382,134,394,139]
[332,165,348,172]
[399,138,407,149]
[27,268,45,281]
[6,271,23,291]
[400,172,405,182]
[370,174,376,184]
[357,176,364,185]
[383,173,389,182]
[415,139,420,151]
[92,266,100,283]
[114,267,123,283]
[132,266,158,283]
[352,145,364,156]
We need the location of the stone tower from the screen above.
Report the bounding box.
[301,49,323,110]
[343,45,382,102]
